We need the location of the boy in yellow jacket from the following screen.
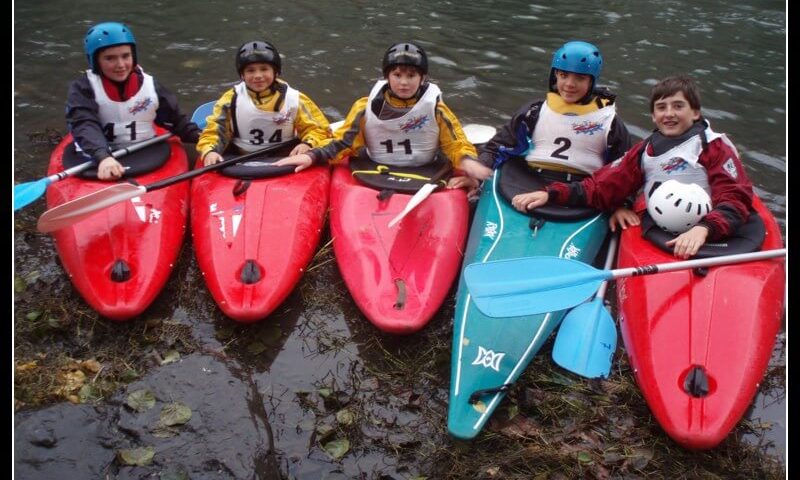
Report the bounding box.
[275,42,483,190]
[197,40,331,166]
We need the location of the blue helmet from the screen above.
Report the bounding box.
[549,41,603,93]
[84,22,137,73]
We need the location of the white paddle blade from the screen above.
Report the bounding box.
[462,124,497,145]
[37,183,146,233]
[387,182,438,228]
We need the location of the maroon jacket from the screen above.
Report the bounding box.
[545,134,754,241]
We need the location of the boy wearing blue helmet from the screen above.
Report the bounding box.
[469,41,634,230]
[66,22,201,180]
[197,40,332,167]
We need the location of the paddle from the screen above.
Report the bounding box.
[387,123,497,228]
[191,101,215,129]
[37,142,288,233]
[464,248,787,318]
[552,234,619,379]
[13,133,172,211]
[387,162,450,228]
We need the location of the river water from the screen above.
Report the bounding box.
[14,0,786,477]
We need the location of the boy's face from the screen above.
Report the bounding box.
[242,63,275,93]
[554,70,592,104]
[651,91,701,137]
[97,45,134,82]
[387,66,423,100]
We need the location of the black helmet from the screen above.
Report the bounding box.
[236,40,281,75]
[382,42,428,76]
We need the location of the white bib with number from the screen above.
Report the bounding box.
[525,101,615,174]
[364,80,440,167]
[86,68,158,148]
[232,82,299,153]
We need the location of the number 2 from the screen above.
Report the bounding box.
[551,137,571,160]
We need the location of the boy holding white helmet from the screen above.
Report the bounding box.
[66,22,201,180]
[521,75,754,259]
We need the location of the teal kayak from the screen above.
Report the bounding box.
[447,162,608,439]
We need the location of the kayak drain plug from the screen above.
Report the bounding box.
[111,260,131,282]
[393,279,407,310]
[241,260,262,284]
[683,365,709,398]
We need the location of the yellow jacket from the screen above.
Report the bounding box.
[311,87,477,167]
[197,79,331,158]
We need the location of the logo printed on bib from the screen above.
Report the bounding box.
[661,157,688,174]
[399,115,429,132]
[572,120,603,135]
[129,97,153,115]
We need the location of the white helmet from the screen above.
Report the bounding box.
[647,180,712,235]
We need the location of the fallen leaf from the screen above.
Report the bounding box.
[577,451,592,464]
[497,414,540,438]
[15,360,38,373]
[160,468,189,480]
[336,409,355,426]
[626,447,654,470]
[126,389,156,412]
[81,359,102,373]
[160,402,192,426]
[160,350,180,365]
[322,438,350,460]
[116,446,155,466]
[78,384,101,402]
[316,423,335,442]
[247,341,266,355]
[58,370,86,395]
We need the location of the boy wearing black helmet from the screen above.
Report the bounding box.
[197,40,331,166]
[475,41,634,231]
[66,21,201,180]
[275,42,483,190]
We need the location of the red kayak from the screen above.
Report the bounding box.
[616,194,785,449]
[329,161,469,334]
[190,164,330,322]
[45,132,189,320]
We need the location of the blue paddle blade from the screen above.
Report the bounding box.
[14,179,50,211]
[464,256,610,317]
[552,298,617,379]
[191,101,215,129]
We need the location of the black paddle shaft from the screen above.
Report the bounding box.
[144,143,290,192]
